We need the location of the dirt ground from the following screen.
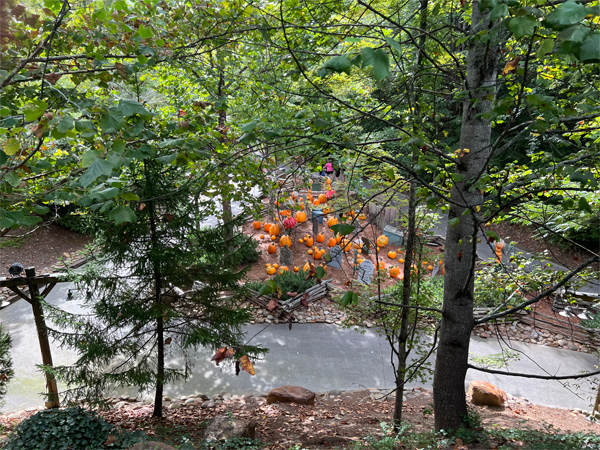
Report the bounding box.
[0,223,91,273]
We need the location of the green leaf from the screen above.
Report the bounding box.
[138,24,153,39]
[484,230,500,242]
[258,279,276,296]
[157,153,177,164]
[99,107,125,134]
[118,99,152,119]
[490,3,508,21]
[451,173,466,182]
[23,100,48,122]
[384,168,395,181]
[322,56,352,75]
[331,223,355,236]
[508,16,538,38]
[361,48,390,81]
[32,205,49,215]
[570,170,597,187]
[108,205,137,225]
[56,114,74,133]
[241,120,258,132]
[80,158,114,187]
[384,36,402,54]
[342,141,356,150]
[2,138,19,155]
[0,150,6,165]
[578,197,592,214]
[119,192,140,201]
[545,0,587,27]
[313,118,328,130]
[562,198,574,209]
[159,139,185,148]
[315,266,326,279]
[580,33,600,63]
[448,217,460,227]
[536,39,555,59]
[4,171,20,187]
[340,290,354,306]
[426,196,438,210]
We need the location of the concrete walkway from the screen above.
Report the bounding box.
[1,280,598,414]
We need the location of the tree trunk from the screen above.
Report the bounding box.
[217,70,234,243]
[433,0,499,432]
[393,177,417,425]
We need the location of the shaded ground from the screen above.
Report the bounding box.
[2,388,598,449]
[0,223,92,273]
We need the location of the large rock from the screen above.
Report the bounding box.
[204,415,256,441]
[468,381,507,407]
[267,386,316,405]
[128,442,176,450]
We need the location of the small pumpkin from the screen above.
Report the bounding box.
[342,241,352,252]
[313,250,322,260]
[439,260,444,265]
[313,199,320,206]
[316,232,325,243]
[335,235,343,244]
[358,214,366,220]
[280,235,292,247]
[264,223,272,232]
[303,262,311,271]
[267,243,276,254]
[293,266,300,272]
[260,234,265,239]
[252,220,261,230]
[266,266,276,275]
[357,257,365,264]
[428,265,434,271]
[327,237,337,247]
[399,258,405,264]
[273,264,279,269]
[298,239,304,243]
[269,223,281,237]
[387,250,397,259]
[308,249,313,255]
[270,235,276,241]
[318,193,327,204]
[266,263,270,267]
[377,235,388,247]
[327,217,338,228]
[378,261,385,270]
[390,266,400,278]
[322,207,329,214]
[305,237,314,247]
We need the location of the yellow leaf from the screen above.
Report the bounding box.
[240,355,255,376]
[502,56,521,75]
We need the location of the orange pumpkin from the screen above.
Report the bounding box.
[269,223,281,237]
[252,221,261,230]
[298,239,304,243]
[266,266,276,275]
[273,264,279,269]
[357,257,365,264]
[305,237,314,247]
[387,251,397,259]
[428,265,434,271]
[378,262,385,270]
[335,235,343,244]
[271,235,276,241]
[260,234,265,239]
[390,266,400,278]
[308,249,313,255]
[322,207,330,214]
[313,250,322,260]
[293,266,300,272]
[303,262,311,271]
[327,237,337,247]
[377,235,388,247]
[268,243,276,254]
[318,193,327,203]
[295,211,307,223]
[399,258,405,264]
[313,199,320,206]
[327,217,338,228]
[280,235,292,247]
[342,241,352,252]
[316,232,325,243]
[307,193,313,202]
[264,223,272,232]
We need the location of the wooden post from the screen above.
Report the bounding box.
[25,267,60,408]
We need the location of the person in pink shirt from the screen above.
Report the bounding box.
[324,159,334,178]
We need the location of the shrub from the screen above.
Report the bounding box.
[229,234,262,266]
[0,325,14,406]
[4,407,145,450]
[270,270,316,300]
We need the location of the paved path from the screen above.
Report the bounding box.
[1,280,598,413]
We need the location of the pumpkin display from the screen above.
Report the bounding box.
[295,211,307,223]
[399,258,405,264]
[316,232,325,243]
[313,249,323,260]
[252,220,261,230]
[273,264,279,269]
[269,223,281,236]
[377,235,389,247]
[298,239,304,243]
[293,266,300,272]
[267,243,276,254]
[307,249,313,255]
[260,234,265,239]
[264,223,272,232]
[266,266,276,275]
[387,251,397,259]
[313,199,320,206]
[328,237,337,247]
[390,266,400,278]
[327,217,338,228]
[378,261,386,270]
[428,265,434,271]
[318,193,327,204]
[271,235,276,241]
[305,237,314,247]
[358,214,366,220]
[307,193,313,202]
[280,235,292,247]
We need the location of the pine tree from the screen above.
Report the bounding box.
[48,159,265,417]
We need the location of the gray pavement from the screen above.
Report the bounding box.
[1,279,598,413]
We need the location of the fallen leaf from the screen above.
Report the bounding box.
[240,355,255,375]
[211,347,228,365]
[300,293,309,308]
[139,203,146,211]
[286,292,298,297]
[104,435,116,446]
[164,337,172,345]
[225,348,234,359]
[115,62,128,79]
[267,298,278,311]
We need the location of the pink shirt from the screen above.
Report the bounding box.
[325,162,333,172]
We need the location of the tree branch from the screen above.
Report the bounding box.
[468,363,600,380]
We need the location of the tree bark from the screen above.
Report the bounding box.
[433,0,499,431]
[217,69,234,243]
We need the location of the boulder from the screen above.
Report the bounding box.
[267,386,316,405]
[128,442,176,450]
[204,415,256,441]
[468,381,507,407]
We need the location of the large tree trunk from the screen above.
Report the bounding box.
[433,1,499,431]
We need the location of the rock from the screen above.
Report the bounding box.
[204,415,256,441]
[62,252,70,258]
[196,394,209,401]
[328,389,342,396]
[267,386,316,405]
[128,442,177,450]
[184,398,197,405]
[128,397,137,402]
[480,332,488,339]
[163,396,171,402]
[558,339,567,347]
[144,399,152,405]
[168,402,181,410]
[201,401,215,408]
[468,381,507,407]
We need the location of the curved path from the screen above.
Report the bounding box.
[1,280,598,414]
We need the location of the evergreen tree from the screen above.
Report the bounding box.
[0,325,14,406]
[48,158,265,417]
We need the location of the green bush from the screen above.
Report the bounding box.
[229,234,262,266]
[270,270,316,300]
[4,407,145,450]
[580,312,600,329]
[58,211,102,236]
[0,325,14,405]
